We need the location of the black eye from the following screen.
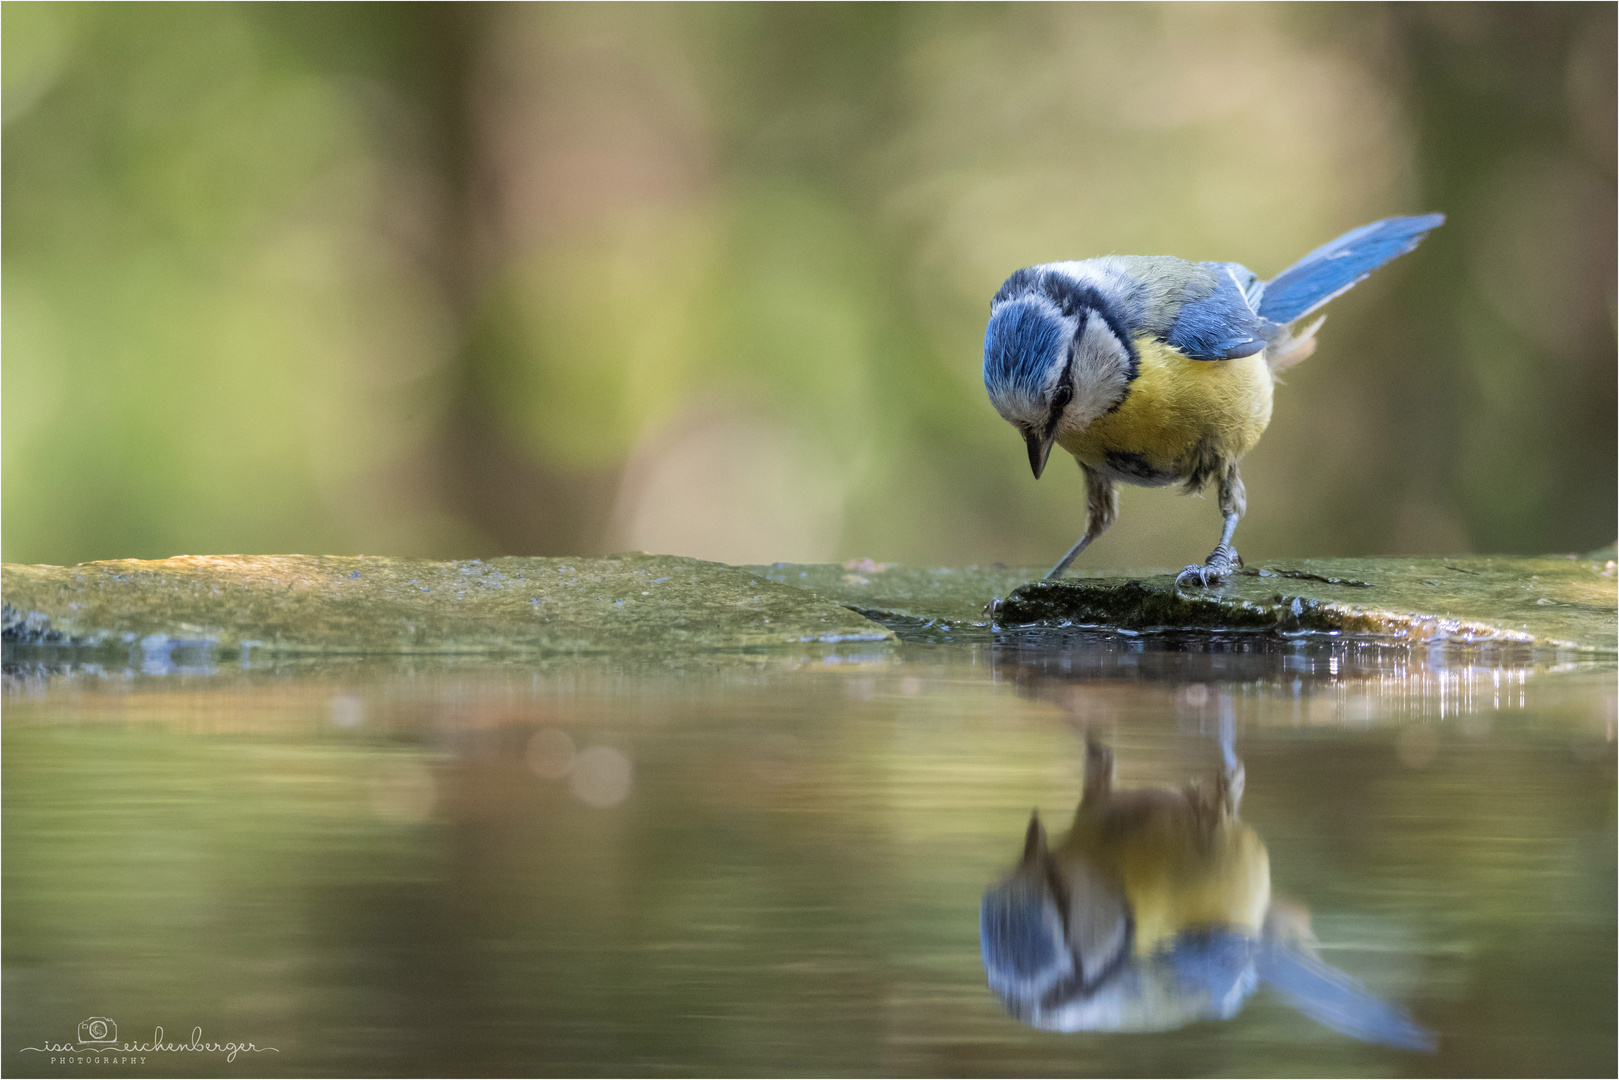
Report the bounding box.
[1051,384,1073,410]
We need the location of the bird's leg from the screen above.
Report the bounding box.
[1176,464,1246,587]
[1081,735,1115,807]
[1214,695,1244,818]
[1047,466,1117,579]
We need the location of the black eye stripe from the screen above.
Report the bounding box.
[1043,858,1070,928]
[1044,372,1073,436]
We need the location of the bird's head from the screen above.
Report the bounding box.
[983,269,1137,479]
[979,812,1131,1021]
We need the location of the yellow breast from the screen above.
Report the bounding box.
[1061,792,1271,957]
[1058,336,1274,482]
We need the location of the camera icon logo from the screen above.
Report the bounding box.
[77,1017,117,1045]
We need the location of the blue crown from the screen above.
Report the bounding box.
[981,885,1061,981]
[983,298,1066,399]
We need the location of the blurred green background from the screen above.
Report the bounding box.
[4,2,1614,569]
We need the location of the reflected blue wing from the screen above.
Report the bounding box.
[1164,929,1260,1019]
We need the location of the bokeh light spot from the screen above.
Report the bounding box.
[570,745,633,808]
[329,694,364,729]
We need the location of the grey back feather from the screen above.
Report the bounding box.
[1040,256,1270,362]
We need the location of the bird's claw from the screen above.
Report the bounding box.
[1175,564,1221,587]
[1175,545,1240,588]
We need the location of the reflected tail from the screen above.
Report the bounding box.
[1257,942,1438,1053]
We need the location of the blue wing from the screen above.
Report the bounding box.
[1257,941,1438,1053]
[1165,262,1268,361]
[1256,214,1445,325]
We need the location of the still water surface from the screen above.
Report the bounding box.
[4,634,1614,1076]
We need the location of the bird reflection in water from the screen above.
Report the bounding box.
[979,724,1436,1051]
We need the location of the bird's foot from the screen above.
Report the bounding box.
[1215,757,1245,818]
[1175,545,1241,588]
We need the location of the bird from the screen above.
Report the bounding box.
[979,736,1436,1050]
[981,214,1445,585]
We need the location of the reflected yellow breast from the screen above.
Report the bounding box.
[1061,792,1271,956]
[1059,337,1274,480]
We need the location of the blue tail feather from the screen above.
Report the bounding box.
[1257,213,1445,325]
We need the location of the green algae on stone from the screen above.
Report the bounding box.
[1,553,892,656]
[993,554,1617,653]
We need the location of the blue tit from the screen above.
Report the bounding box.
[979,739,1435,1051]
[982,214,1445,585]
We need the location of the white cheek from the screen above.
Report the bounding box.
[1064,320,1131,427]
[1062,370,1125,431]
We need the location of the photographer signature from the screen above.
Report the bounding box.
[20,1018,278,1064]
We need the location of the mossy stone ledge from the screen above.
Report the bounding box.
[990,554,1617,652]
[0,553,893,656]
[3,549,1612,658]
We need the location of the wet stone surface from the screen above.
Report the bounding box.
[992,554,1617,653]
[754,551,1617,653]
[0,553,893,656]
[745,560,1067,629]
[2,549,1613,658]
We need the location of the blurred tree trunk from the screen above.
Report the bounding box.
[254,2,626,558]
[408,4,623,558]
